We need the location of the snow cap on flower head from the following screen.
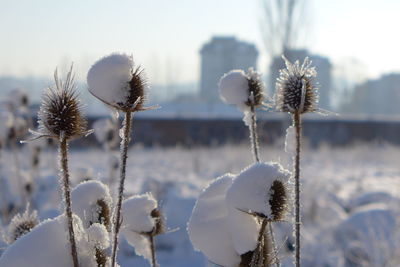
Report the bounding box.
[226,162,291,222]
[219,68,265,111]
[71,180,113,231]
[87,53,148,112]
[276,55,319,114]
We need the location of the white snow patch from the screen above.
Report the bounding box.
[242,110,252,127]
[285,126,296,155]
[226,206,260,255]
[87,223,110,249]
[226,162,291,219]
[120,193,158,261]
[87,53,133,107]
[188,174,241,267]
[122,230,152,261]
[121,193,157,234]
[218,70,249,112]
[71,180,112,229]
[0,214,97,267]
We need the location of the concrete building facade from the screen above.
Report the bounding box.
[200,36,258,103]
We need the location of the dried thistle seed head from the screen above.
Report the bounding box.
[269,180,289,221]
[150,208,165,236]
[276,56,319,114]
[87,53,148,112]
[71,180,113,229]
[245,68,264,108]
[38,67,88,140]
[96,198,111,232]
[8,208,39,242]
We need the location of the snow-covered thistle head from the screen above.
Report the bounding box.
[87,53,148,112]
[71,180,113,231]
[226,162,290,222]
[37,66,88,140]
[122,193,164,236]
[8,207,39,242]
[87,223,110,266]
[219,68,265,111]
[276,56,319,114]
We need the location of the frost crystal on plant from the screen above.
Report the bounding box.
[276,56,319,114]
[87,53,147,112]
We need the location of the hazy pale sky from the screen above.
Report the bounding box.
[0,0,399,85]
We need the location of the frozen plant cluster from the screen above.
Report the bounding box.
[188,162,290,267]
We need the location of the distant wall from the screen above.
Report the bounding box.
[66,117,400,148]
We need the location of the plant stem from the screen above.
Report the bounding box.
[250,219,269,267]
[149,234,158,267]
[249,105,260,163]
[268,223,281,267]
[293,112,301,267]
[60,136,79,267]
[249,105,281,267]
[111,111,132,267]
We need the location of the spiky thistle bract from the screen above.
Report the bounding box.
[276,56,319,114]
[37,67,88,140]
[22,65,92,144]
[245,68,265,108]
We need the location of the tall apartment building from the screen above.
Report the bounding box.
[200,36,258,103]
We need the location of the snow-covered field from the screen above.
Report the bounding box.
[1,143,400,266]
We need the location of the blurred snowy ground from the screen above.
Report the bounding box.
[1,143,399,266]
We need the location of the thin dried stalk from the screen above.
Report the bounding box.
[111,111,132,267]
[293,112,301,267]
[249,103,280,267]
[149,234,158,267]
[59,135,79,267]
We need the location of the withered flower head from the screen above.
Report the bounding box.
[87,53,150,113]
[96,198,111,232]
[8,207,39,242]
[276,56,319,114]
[38,66,88,140]
[245,68,264,108]
[268,180,289,221]
[149,208,165,236]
